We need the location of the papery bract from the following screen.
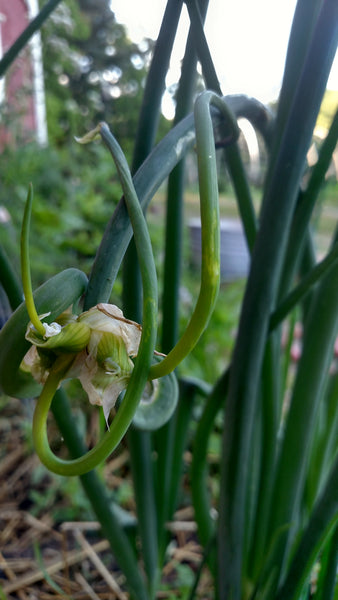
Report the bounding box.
[22,303,144,424]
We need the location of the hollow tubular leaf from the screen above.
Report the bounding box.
[131,0,184,174]
[154,4,209,563]
[191,368,229,568]
[275,456,338,600]
[149,91,238,379]
[20,184,46,337]
[279,108,338,297]
[270,242,338,330]
[185,1,260,252]
[120,4,184,591]
[218,3,338,597]
[266,259,338,586]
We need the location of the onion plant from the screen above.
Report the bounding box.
[0,1,337,599]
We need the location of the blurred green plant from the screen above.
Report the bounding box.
[0,141,122,282]
[0,0,337,599]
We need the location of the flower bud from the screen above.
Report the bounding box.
[22,303,145,425]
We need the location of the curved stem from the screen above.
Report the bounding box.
[32,356,77,473]
[20,184,45,337]
[32,349,158,478]
[83,112,196,309]
[0,258,148,597]
[184,0,260,253]
[149,91,238,380]
[33,127,158,477]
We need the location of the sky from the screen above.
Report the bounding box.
[111,0,338,118]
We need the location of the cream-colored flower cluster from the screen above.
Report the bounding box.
[22,303,143,424]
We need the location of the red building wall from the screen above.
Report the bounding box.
[0,0,37,146]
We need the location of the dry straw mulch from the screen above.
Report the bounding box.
[0,397,211,599]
